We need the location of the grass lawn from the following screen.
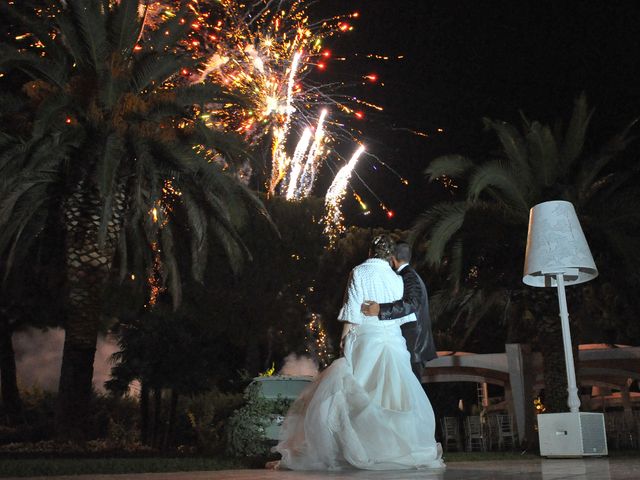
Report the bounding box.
[0,456,250,478]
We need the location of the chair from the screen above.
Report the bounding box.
[619,412,638,449]
[606,411,637,449]
[486,414,500,451]
[604,412,620,449]
[496,414,517,450]
[464,416,487,452]
[440,416,462,451]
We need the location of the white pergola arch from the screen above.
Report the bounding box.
[421,343,640,446]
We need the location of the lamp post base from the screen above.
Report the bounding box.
[537,412,607,457]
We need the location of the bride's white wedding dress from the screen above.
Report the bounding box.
[275,258,444,471]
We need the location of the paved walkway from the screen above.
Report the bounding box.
[7,458,640,480]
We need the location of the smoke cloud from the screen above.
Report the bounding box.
[13,328,119,392]
[278,353,318,377]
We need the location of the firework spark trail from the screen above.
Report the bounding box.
[269,49,303,194]
[323,144,366,246]
[284,127,312,200]
[296,108,328,198]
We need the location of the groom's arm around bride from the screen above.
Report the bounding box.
[360,242,437,379]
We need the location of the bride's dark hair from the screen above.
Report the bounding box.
[370,234,395,260]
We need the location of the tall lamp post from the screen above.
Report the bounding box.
[523,200,607,457]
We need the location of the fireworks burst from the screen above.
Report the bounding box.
[323,145,366,246]
[142,0,382,241]
[145,1,362,193]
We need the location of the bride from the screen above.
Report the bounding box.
[274,235,444,471]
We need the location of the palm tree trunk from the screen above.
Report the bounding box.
[56,330,99,439]
[140,381,150,445]
[163,389,178,451]
[0,317,22,422]
[55,183,123,440]
[152,388,162,448]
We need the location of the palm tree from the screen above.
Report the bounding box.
[412,94,640,412]
[0,0,267,439]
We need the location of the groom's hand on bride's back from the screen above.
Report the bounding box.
[361,301,380,316]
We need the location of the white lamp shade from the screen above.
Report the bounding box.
[523,200,598,287]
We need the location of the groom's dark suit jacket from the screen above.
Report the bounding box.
[378,265,438,366]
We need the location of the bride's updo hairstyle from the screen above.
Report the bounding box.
[370,234,395,260]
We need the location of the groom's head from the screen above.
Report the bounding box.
[391,241,411,270]
[370,234,395,261]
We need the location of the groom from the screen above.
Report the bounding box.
[360,241,437,380]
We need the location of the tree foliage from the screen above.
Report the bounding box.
[0,0,268,439]
[412,95,640,409]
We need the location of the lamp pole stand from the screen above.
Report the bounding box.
[554,272,581,413]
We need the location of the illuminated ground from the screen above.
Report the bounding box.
[8,457,640,480]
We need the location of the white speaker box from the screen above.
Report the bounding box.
[537,412,607,457]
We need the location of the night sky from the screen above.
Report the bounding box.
[315,0,640,228]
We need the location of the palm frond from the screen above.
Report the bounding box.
[145,11,192,54]
[65,0,109,71]
[576,120,637,200]
[207,216,248,275]
[424,154,474,181]
[95,133,124,199]
[0,142,28,177]
[130,53,194,93]
[108,0,141,58]
[116,216,129,282]
[429,287,475,328]
[144,102,186,121]
[0,172,57,228]
[237,184,279,237]
[467,160,530,214]
[2,192,50,283]
[149,141,203,176]
[457,289,506,348]
[588,164,640,205]
[95,134,125,247]
[410,200,467,247]
[483,117,533,186]
[0,44,69,87]
[177,189,208,282]
[413,202,467,267]
[159,223,182,308]
[173,83,244,107]
[0,3,60,56]
[449,238,464,291]
[53,4,91,69]
[525,121,559,188]
[0,92,28,115]
[200,185,252,264]
[32,93,73,138]
[0,181,50,268]
[193,122,251,168]
[560,92,593,171]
